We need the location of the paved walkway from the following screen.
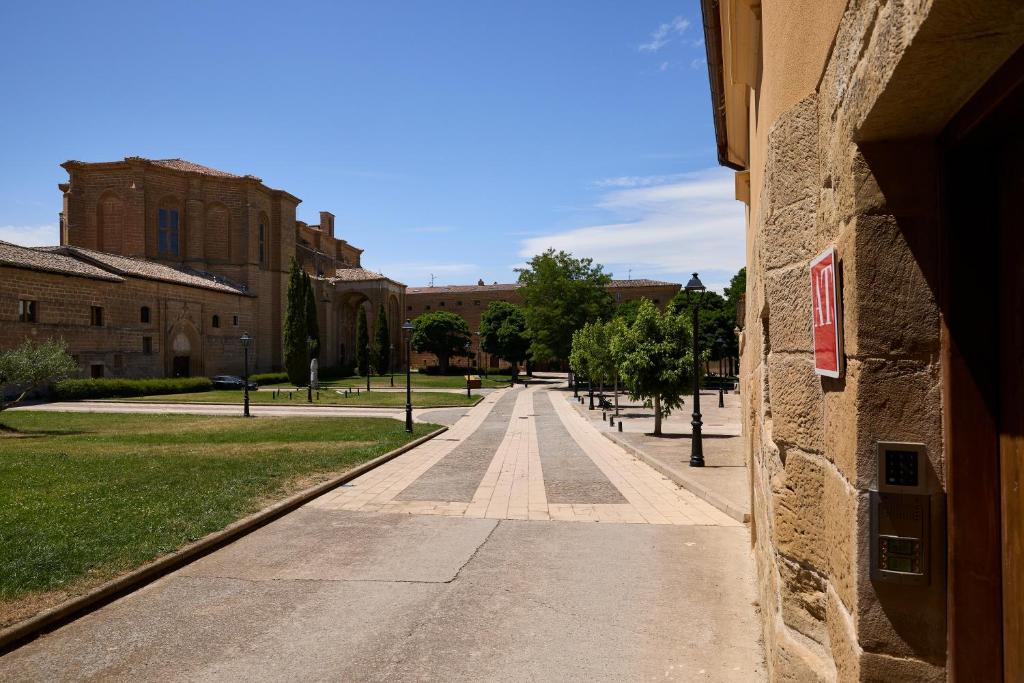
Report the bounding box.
[1,383,764,681]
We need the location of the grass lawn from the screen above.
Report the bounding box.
[0,411,438,627]
[266,373,515,390]
[118,389,481,407]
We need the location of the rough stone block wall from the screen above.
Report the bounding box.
[743,2,952,680]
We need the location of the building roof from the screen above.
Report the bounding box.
[328,267,390,283]
[0,240,124,282]
[406,279,678,295]
[146,158,244,179]
[56,246,251,295]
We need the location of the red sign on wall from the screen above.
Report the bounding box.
[810,247,842,378]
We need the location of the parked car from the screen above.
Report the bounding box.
[211,375,258,390]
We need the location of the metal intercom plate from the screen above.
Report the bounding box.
[870,442,931,585]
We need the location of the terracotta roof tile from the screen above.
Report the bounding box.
[608,278,680,288]
[0,241,123,282]
[56,246,250,295]
[406,279,678,295]
[329,267,389,283]
[146,158,247,179]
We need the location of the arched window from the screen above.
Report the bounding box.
[158,201,180,256]
[140,306,150,324]
[258,212,269,267]
[97,193,125,253]
[205,204,230,261]
[212,314,220,329]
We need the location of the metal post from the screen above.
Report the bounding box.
[366,344,371,393]
[404,325,413,433]
[242,343,250,418]
[390,344,395,387]
[690,296,704,467]
[719,386,724,408]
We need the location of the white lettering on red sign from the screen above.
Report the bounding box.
[810,247,841,377]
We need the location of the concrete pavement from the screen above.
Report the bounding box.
[1,383,764,681]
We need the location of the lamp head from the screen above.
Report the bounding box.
[684,272,705,292]
[240,332,252,348]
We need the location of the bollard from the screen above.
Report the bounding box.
[316,391,320,401]
[609,415,614,426]
[618,421,623,432]
[288,392,292,400]
[602,411,606,421]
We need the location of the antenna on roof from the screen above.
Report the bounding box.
[628,268,632,280]
[429,273,435,287]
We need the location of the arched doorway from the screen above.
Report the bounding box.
[167,321,201,377]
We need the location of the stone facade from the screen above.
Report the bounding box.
[702,1,1024,680]
[1,157,405,378]
[405,279,680,370]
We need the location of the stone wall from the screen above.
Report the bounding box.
[737,1,1024,679]
[0,265,261,379]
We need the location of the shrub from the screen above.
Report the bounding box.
[250,372,289,385]
[55,377,213,401]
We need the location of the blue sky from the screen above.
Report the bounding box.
[0,1,743,292]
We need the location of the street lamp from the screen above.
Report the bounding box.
[715,335,726,408]
[366,343,371,393]
[685,272,706,467]
[240,332,252,418]
[465,340,472,398]
[389,343,395,387]
[402,319,414,433]
[306,336,315,403]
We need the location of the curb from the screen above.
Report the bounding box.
[0,425,448,655]
[600,430,751,524]
[87,398,484,410]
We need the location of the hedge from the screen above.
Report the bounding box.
[54,377,213,401]
[249,372,289,385]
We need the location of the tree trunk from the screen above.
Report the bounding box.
[439,355,449,374]
[653,395,662,436]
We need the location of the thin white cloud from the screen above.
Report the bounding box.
[594,173,686,189]
[639,16,690,52]
[0,224,58,246]
[690,57,707,70]
[519,168,744,279]
[659,61,670,72]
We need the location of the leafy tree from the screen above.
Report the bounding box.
[611,300,693,436]
[304,272,320,360]
[670,288,733,365]
[515,249,613,364]
[479,301,529,377]
[0,338,78,413]
[283,258,308,385]
[411,311,470,374]
[613,299,643,327]
[355,305,370,376]
[570,319,617,405]
[372,304,391,374]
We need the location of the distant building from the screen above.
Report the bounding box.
[405,279,680,370]
[1,157,404,378]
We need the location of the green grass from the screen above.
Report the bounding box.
[0,411,438,625]
[118,389,481,407]
[265,373,515,390]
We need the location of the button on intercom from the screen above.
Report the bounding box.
[870,442,936,585]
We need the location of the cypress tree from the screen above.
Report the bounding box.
[283,258,308,385]
[372,303,390,374]
[355,306,370,376]
[304,272,320,360]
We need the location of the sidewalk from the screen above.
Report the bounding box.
[567,387,750,523]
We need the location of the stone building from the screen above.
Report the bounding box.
[1,157,405,378]
[405,279,680,370]
[701,1,1023,680]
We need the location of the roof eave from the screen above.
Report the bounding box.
[700,0,746,172]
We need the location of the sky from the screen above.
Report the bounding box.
[0,1,744,293]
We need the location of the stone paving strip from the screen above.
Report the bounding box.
[395,388,520,501]
[313,384,738,527]
[534,391,626,504]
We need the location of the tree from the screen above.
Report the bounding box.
[304,272,320,360]
[479,301,529,377]
[283,258,308,385]
[515,249,613,364]
[355,306,370,376]
[372,304,391,375]
[611,300,693,436]
[670,288,733,368]
[570,319,616,406]
[411,311,470,374]
[0,338,78,413]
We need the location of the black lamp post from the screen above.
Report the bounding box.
[240,332,252,418]
[715,335,726,408]
[685,272,706,467]
[306,336,315,403]
[366,343,371,393]
[402,319,414,433]
[465,340,472,398]
[389,344,395,387]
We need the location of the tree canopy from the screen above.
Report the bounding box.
[515,249,613,364]
[611,300,693,436]
[0,338,77,412]
[355,306,370,376]
[479,301,529,375]
[411,311,470,374]
[569,320,616,387]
